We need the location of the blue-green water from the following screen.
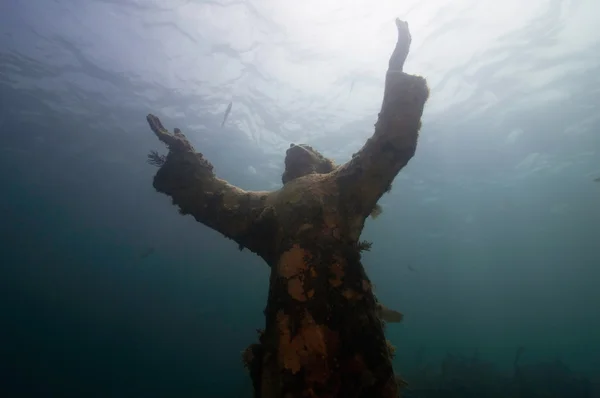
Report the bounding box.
[1,0,599,397]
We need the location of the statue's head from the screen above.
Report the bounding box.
[281,143,336,184]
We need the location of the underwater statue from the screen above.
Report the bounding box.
[144,18,429,398]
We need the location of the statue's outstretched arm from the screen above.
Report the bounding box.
[146,115,277,258]
[334,19,430,219]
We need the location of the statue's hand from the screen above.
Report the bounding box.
[146,114,194,152]
[388,18,412,72]
[395,18,411,44]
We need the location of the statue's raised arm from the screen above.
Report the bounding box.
[333,19,429,225]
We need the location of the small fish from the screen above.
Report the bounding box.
[395,374,410,389]
[407,264,417,273]
[594,177,600,183]
[376,303,403,323]
[139,247,155,259]
[221,101,232,127]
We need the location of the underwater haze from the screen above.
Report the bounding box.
[1,0,599,397]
